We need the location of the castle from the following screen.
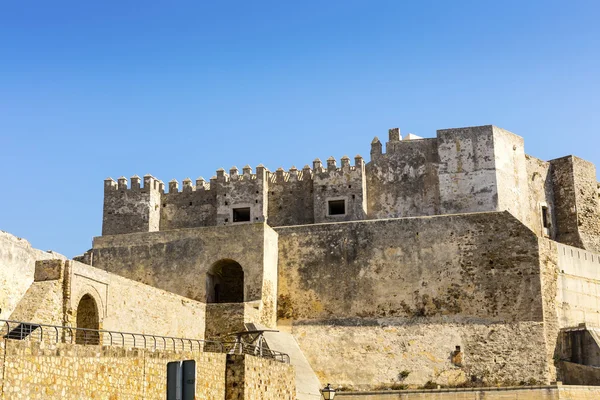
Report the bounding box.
[2,124,600,399]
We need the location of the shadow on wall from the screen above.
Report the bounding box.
[206,259,244,304]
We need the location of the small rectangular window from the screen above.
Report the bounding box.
[328,200,345,216]
[542,206,549,228]
[233,207,251,222]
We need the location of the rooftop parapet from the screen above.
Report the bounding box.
[313,155,365,177]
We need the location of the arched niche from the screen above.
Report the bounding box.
[206,259,244,303]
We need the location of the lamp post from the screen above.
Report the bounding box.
[321,383,336,399]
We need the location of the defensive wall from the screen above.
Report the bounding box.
[85,210,600,388]
[99,125,600,254]
[275,211,555,389]
[1,232,207,340]
[91,223,279,330]
[0,339,294,400]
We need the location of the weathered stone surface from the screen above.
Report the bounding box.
[335,385,600,399]
[0,339,291,400]
[276,212,542,322]
[0,231,66,320]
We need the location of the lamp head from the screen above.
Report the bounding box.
[321,383,336,400]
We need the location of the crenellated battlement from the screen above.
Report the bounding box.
[104,175,165,193]
[102,123,599,241]
[269,166,313,183]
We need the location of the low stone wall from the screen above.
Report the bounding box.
[205,303,260,339]
[335,385,600,399]
[0,339,294,399]
[226,354,296,400]
[560,361,600,386]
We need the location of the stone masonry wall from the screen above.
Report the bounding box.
[366,134,440,219]
[0,231,66,321]
[552,157,585,250]
[572,157,600,253]
[6,259,208,340]
[493,126,529,225]
[554,243,600,328]
[225,354,295,400]
[0,340,226,400]
[526,155,556,238]
[267,166,314,227]
[292,321,549,390]
[0,340,293,400]
[160,183,217,230]
[103,175,162,236]
[437,126,499,215]
[92,224,271,304]
[276,212,543,322]
[275,212,552,387]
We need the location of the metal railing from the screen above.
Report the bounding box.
[0,319,290,363]
[0,319,223,353]
[223,341,290,364]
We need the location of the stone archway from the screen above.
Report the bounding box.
[206,259,244,303]
[75,294,100,345]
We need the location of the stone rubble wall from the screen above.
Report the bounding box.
[0,339,293,400]
[225,354,296,400]
[275,212,553,388]
[0,231,66,321]
[292,321,549,390]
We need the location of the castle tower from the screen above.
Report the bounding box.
[102,175,162,235]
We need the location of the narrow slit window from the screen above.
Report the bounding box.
[542,206,550,228]
[328,200,345,216]
[233,207,251,222]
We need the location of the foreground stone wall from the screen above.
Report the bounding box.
[0,340,294,400]
[226,354,296,400]
[335,385,600,400]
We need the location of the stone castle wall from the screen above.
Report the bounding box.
[99,125,600,258]
[7,258,207,340]
[0,339,293,400]
[91,223,279,329]
[226,354,296,400]
[274,211,553,388]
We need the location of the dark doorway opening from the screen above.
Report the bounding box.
[206,259,244,303]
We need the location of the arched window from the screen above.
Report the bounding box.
[75,294,100,345]
[206,259,244,303]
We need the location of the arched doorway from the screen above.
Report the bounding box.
[206,259,244,303]
[75,294,100,345]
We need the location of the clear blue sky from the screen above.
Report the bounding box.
[1,1,599,257]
